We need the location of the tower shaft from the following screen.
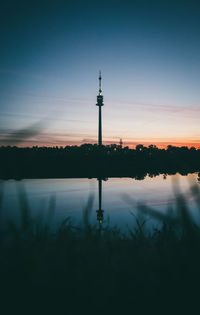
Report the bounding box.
[98,106,102,146]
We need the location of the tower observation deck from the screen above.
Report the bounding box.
[96,71,104,146]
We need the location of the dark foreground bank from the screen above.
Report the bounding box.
[1,184,200,313]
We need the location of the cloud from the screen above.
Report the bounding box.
[0,111,89,124]
[0,121,47,145]
[109,98,200,116]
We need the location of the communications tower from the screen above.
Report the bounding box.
[96,71,104,146]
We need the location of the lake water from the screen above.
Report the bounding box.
[1,173,200,233]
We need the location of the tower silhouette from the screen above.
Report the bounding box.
[96,178,104,224]
[96,71,104,146]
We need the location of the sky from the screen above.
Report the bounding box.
[1,0,200,148]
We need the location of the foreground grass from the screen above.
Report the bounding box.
[1,183,200,313]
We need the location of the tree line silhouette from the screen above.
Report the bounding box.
[0,143,200,179]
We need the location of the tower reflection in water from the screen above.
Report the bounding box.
[96,178,104,225]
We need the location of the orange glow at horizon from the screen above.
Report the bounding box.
[12,138,200,150]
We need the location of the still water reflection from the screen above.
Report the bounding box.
[1,173,199,232]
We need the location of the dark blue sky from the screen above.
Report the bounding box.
[1,0,200,147]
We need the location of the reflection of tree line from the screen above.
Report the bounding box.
[0,144,200,179]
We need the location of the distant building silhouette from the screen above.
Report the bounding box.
[120,139,123,147]
[96,71,104,146]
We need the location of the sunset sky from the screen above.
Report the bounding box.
[1,0,200,148]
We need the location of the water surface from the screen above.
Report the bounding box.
[1,173,199,232]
